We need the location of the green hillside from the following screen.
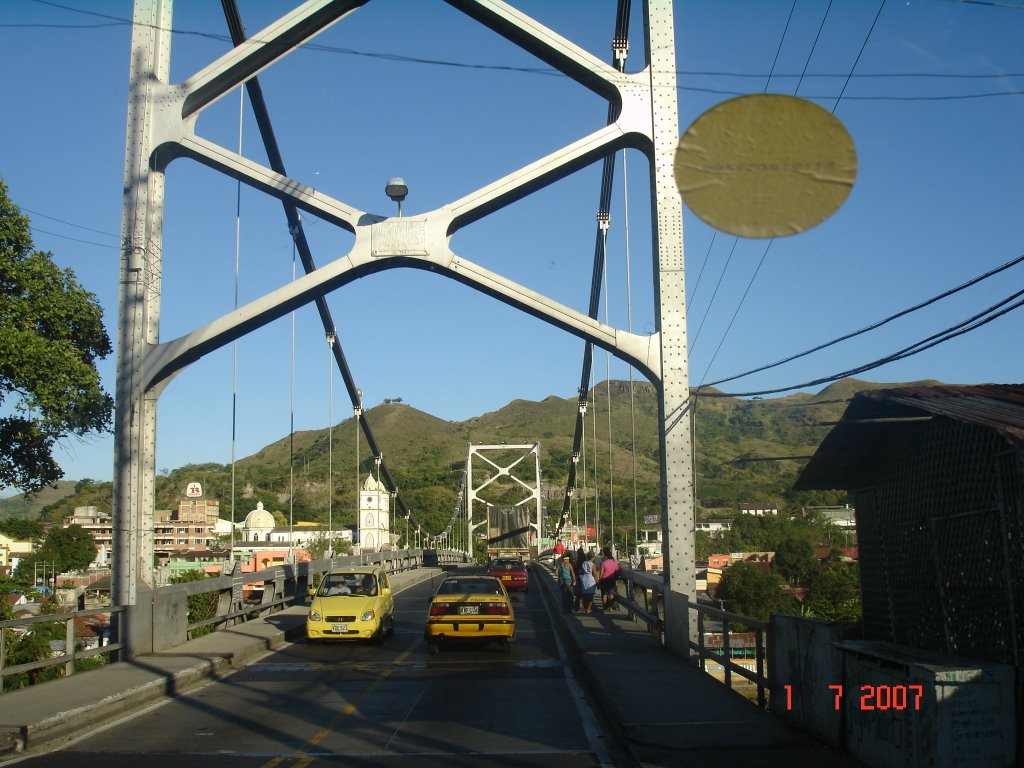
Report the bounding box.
[0,481,78,519]
[15,378,938,539]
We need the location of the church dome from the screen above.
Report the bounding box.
[244,501,275,530]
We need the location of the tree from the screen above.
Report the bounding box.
[33,524,97,573]
[0,178,113,494]
[807,566,862,630]
[717,561,792,620]
[0,517,43,542]
[773,537,819,586]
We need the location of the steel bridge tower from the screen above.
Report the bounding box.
[116,0,696,657]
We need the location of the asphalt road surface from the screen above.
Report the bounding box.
[4,567,630,767]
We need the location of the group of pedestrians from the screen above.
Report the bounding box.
[554,540,620,615]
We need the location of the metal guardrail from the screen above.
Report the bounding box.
[0,548,464,690]
[610,565,771,709]
[0,606,125,689]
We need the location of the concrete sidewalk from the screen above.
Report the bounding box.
[0,567,443,757]
[535,565,866,768]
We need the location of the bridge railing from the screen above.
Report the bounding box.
[616,566,770,708]
[0,606,126,692]
[0,548,465,690]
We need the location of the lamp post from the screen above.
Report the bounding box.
[385,177,408,217]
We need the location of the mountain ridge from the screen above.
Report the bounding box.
[7,377,942,537]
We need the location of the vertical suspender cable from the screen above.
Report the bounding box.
[580,403,588,546]
[230,87,243,561]
[591,368,600,546]
[355,396,361,549]
[622,149,638,563]
[600,223,616,555]
[288,242,295,563]
[327,331,335,557]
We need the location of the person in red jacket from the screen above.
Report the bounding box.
[552,539,565,565]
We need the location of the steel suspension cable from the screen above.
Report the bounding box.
[327,331,335,556]
[622,148,638,563]
[288,240,296,563]
[601,224,616,554]
[230,85,243,560]
[558,0,632,539]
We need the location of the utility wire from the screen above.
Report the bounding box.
[28,227,115,249]
[21,207,116,237]
[10,3,1024,101]
[704,252,1024,389]
[698,0,878,386]
[703,289,1024,399]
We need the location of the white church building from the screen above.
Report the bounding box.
[357,474,394,551]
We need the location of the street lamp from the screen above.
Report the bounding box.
[385,177,408,217]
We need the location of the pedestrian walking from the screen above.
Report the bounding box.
[573,546,587,610]
[558,555,576,614]
[598,547,620,611]
[579,551,597,613]
[553,539,565,572]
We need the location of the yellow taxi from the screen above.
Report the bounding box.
[307,566,395,643]
[424,574,517,654]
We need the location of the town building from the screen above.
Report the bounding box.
[739,503,779,516]
[707,553,734,569]
[0,532,35,576]
[230,501,352,563]
[695,520,733,533]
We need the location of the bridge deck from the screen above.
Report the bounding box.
[0,567,863,766]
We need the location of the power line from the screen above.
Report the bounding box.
[29,226,115,249]
[704,252,1024,389]
[21,206,116,237]
[6,3,1024,101]
[702,289,1024,399]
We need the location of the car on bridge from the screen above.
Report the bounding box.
[486,556,529,591]
[424,574,517,654]
[306,566,395,643]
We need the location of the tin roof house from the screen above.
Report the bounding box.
[794,384,1024,669]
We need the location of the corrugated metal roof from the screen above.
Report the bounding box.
[858,384,1024,449]
[795,384,1024,490]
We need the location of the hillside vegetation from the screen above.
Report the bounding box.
[11,378,938,540]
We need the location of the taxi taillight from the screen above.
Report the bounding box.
[429,602,451,616]
[484,604,510,616]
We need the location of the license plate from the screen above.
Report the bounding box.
[331,623,348,633]
[501,575,511,581]
[459,605,479,615]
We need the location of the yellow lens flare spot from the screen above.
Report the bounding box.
[675,94,857,239]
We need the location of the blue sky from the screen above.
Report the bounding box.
[2,0,1022,486]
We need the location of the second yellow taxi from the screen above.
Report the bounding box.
[424,574,517,654]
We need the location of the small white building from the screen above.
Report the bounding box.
[739,503,779,516]
[696,521,733,533]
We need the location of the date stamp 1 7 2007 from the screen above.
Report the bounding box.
[783,684,925,712]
